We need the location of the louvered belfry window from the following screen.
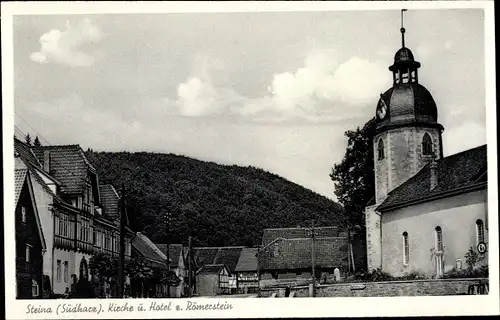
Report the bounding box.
[422,133,433,155]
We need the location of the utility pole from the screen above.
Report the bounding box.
[166,212,171,298]
[188,235,192,297]
[256,247,261,297]
[311,220,316,297]
[118,184,126,298]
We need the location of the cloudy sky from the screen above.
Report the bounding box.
[12,9,486,199]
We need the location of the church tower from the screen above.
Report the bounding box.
[366,10,444,271]
[373,11,444,204]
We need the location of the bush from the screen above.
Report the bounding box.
[442,265,488,279]
[344,269,427,282]
[348,268,393,282]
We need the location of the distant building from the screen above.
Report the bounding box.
[234,247,259,293]
[188,246,245,296]
[156,244,187,297]
[15,168,46,299]
[130,232,170,297]
[259,227,349,287]
[365,24,488,277]
[196,264,231,296]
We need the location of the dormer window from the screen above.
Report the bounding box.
[422,133,433,155]
[377,138,385,160]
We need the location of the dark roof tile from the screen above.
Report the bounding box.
[378,145,487,211]
[192,247,245,273]
[32,145,95,194]
[132,233,167,268]
[15,169,28,206]
[259,237,349,271]
[235,248,258,272]
[262,226,345,245]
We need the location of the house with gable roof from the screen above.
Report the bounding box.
[234,247,259,293]
[156,243,187,297]
[14,167,46,298]
[130,232,172,297]
[14,137,135,296]
[185,246,246,295]
[258,226,350,287]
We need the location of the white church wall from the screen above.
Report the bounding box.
[365,204,382,271]
[380,188,487,277]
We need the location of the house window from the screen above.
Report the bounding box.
[57,260,62,283]
[58,215,64,235]
[25,244,31,262]
[422,133,433,156]
[21,206,27,223]
[476,219,485,244]
[402,232,409,265]
[32,280,39,297]
[64,261,69,283]
[377,138,385,160]
[435,226,443,251]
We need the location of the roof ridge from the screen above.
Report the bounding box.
[32,144,82,149]
[193,246,246,249]
[264,226,339,231]
[440,144,487,160]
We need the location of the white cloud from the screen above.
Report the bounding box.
[168,50,389,123]
[30,19,104,67]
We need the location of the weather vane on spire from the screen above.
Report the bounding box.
[401,9,408,48]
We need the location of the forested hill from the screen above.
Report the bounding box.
[85,150,345,247]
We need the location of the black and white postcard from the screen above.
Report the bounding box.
[2,1,498,319]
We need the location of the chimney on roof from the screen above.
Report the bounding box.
[43,151,51,173]
[429,155,438,190]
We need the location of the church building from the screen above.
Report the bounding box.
[365,14,488,278]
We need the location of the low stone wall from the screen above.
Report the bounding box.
[261,278,488,297]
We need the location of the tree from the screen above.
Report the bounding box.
[330,117,377,229]
[34,136,42,146]
[125,256,154,297]
[152,268,181,289]
[25,133,32,146]
[89,253,118,297]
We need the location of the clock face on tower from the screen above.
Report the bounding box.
[377,104,387,120]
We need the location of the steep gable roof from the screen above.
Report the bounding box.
[378,145,487,212]
[14,138,42,169]
[15,169,28,206]
[192,246,245,273]
[99,184,127,222]
[197,264,229,276]
[156,244,184,268]
[15,169,47,251]
[132,233,169,268]
[235,247,258,272]
[259,237,349,271]
[31,144,96,195]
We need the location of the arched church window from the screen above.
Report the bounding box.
[402,232,409,265]
[377,139,385,160]
[422,133,433,155]
[435,226,443,252]
[476,219,485,244]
